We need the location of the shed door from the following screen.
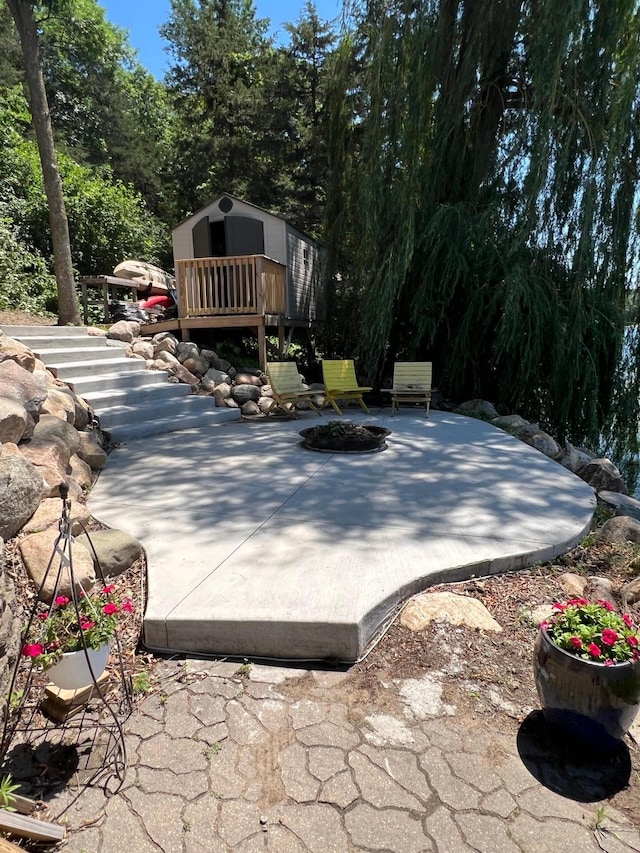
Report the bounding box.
[224,216,265,256]
[192,216,212,257]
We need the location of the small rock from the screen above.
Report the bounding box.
[241,400,261,417]
[557,572,587,598]
[584,576,615,606]
[107,320,138,343]
[621,578,640,608]
[580,459,627,495]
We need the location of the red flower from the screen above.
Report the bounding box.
[37,612,48,621]
[628,635,639,648]
[102,585,116,595]
[121,600,133,614]
[589,643,602,658]
[80,620,95,631]
[54,595,70,607]
[102,603,118,616]
[569,636,583,649]
[624,614,634,628]
[21,643,44,658]
[552,603,568,611]
[566,598,588,607]
[602,628,618,647]
[597,600,615,612]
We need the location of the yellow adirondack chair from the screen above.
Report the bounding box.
[382,362,432,416]
[320,360,372,415]
[266,362,322,417]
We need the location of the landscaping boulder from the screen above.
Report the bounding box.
[75,528,144,577]
[231,383,260,405]
[579,459,627,494]
[176,341,200,363]
[201,349,232,372]
[0,359,47,414]
[400,591,502,632]
[33,414,81,458]
[77,433,108,470]
[241,400,260,417]
[0,453,48,540]
[132,340,155,360]
[0,398,30,444]
[492,414,530,431]
[455,399,499,420]
[598,491,640,523]
[68,454,94,490]
[107,320,139,343]
[183,355,209,377]
[172,363,199,385]
[0,334,36,372]
[596,515,640,545]
[523,430,561,460]
[153,336,178,355]
[21,498,90,535]
[40,385,76,423]
[235,372,263,387]
[20,528,95,602]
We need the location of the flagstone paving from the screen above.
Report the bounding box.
[51,658,640,852]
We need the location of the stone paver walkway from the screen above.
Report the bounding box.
[51,658,640,853]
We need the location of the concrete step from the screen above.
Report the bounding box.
[17,335,106,351]
[51,357,147,381]
[66,370,171,395]
[0,324,90,338]
[81,382,192,408]
[107,400,239,443]
[27,345,120,364]
[1,324,239,441]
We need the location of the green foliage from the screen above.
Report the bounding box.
[322,0,640,473]
[0,774,20,812]
[132,671,152,695]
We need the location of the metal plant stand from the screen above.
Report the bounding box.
[0,485,133,799]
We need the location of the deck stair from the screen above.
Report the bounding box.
[1,325,238,442]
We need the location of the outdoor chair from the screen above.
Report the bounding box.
[382,361,432,416]
[320,360,372,415]
[265,361,322,418]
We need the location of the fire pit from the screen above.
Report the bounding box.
[299,421,391,453]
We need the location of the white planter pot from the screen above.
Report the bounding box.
[47,643,110,690]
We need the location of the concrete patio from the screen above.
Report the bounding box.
[87,409,596,662]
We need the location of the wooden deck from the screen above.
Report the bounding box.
[140,255,307,370]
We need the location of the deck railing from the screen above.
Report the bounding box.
[175,255,286,317]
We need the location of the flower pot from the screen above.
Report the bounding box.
[534,628,640,748]
[47,643,110,690]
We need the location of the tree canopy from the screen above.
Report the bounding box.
[324,0,640,473]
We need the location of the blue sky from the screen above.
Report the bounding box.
[100,0,344,79]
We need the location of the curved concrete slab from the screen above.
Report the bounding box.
[87,410,596,662]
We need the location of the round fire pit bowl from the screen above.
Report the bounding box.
[299,421,391,454]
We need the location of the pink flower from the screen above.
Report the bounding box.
[121,600,133,614]
[602,628,618,647]
[21,643,44,658]
[597,600,615,611]
[566,598,588,607]
[54,595,70,607]
[102,585,116,595]
[80,620,95,631]
[102,603,118,616]
[553,603,568,611]
[628,635,639,648]
[37,612,48,621]
[624,614,634,628]
[569,637,583,649]
[605,659,614,667]
[589,643,602,658]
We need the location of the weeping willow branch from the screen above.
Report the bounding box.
[324,0,640,475]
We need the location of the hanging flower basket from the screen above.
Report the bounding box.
[47,643,111,691]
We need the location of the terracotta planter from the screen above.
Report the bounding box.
[534,628,640,748]
[47,643,110,690]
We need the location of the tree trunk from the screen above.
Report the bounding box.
[6,0,81,326]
